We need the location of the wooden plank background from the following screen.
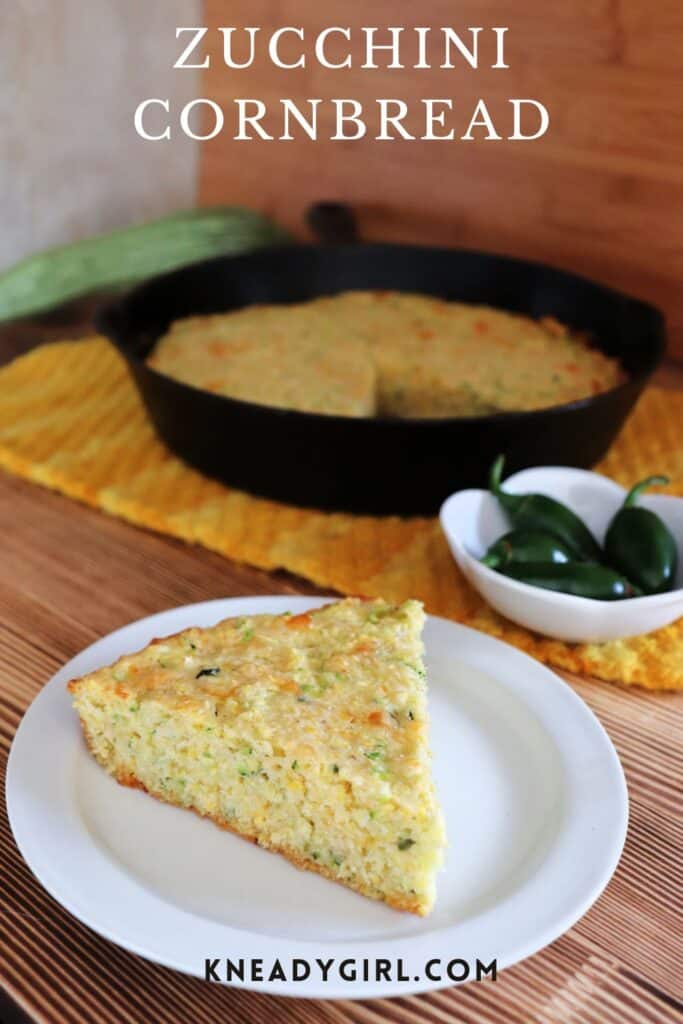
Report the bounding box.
[1,467,681,1023]
[0,321,681,1023]
[199,1,683,360]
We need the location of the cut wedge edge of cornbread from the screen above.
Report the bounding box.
[68,598,446,915]
[149,291,623,418]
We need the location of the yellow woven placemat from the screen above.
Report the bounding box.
[1,338,681,689]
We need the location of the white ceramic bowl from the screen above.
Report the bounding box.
[440,466,683,643]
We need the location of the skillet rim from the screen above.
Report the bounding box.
[96,240,666,431]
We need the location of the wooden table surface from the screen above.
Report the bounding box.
[0,313,681,1024]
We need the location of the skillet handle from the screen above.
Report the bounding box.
[306,202,359,244]
[94,299,125,342]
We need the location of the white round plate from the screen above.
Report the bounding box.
[7,597,628,1000]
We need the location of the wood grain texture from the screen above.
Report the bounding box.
[0,470,682,1024]
[0,320,681,1024]
[199,1,683,360]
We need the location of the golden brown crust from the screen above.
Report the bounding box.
[67,628,203,695]
[78,723,424,916]
[149,292,622,418]
[65,604,343,696]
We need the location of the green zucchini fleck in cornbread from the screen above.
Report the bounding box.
[148,290,623,418]
[68,598,446,915]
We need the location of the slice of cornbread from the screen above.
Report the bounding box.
[68,598,445,915]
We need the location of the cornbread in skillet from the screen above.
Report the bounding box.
[147,302,375,416]
[351,292,622,418]
[68,598,446,915]
[149,290,623,418]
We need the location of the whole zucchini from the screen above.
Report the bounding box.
[0,207,289,323]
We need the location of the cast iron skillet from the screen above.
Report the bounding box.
[96,203,665,516]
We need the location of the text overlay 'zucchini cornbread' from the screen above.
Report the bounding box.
[68,599,446,915]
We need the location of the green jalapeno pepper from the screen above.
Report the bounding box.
[489,456,602,561]
[604,476,678,595]
[501,562,640,600]
[481,529,575,569]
